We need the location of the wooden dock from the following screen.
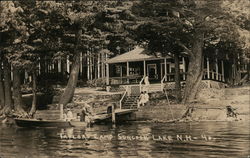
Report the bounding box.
[93,109,137,124]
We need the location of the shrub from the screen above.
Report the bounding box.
[86,78,106,88]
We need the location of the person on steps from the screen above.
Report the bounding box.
[65,108,74,121]
[138,91,147,108]
[144,76,150,92]
[144,91,149,106]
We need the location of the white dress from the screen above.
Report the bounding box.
[66,111,74,121]
[144,76,150,92]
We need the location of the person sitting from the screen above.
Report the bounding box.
[144,91,149,105]
[138,92,146,108]
[65,108,74,121]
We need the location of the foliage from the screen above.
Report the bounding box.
[86,78,106,88]
[129,0,250,103]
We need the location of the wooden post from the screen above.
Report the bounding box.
[87,52,90,80]
[106,63,109,85]
[94,56,97,79]
[127,62,129,83]
[10,64,13,81]
[221,60,225,82]
[120,65,123,77]
[112,104,116,124]
[24,70,28,83]
[38,57,41,75]
[101,52,105,78]
[97,53,100,78]
[215,58,219,80]
[164,58,167,78]
[60,104,64,120]
[66,56,70,73]
[90,54,93,80]
[80,52,83,75]
[144,60,146,77]
[58,58,61,73]
[182,57,186,80]
[52,62,55,71]
[207,57,210,79]
[105,52,108,77]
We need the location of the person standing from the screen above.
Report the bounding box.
[81,103,93,125]
[144,75,150,92]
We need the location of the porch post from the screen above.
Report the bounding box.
[106,63,109,85]
[182,57,186,80]
[58,58,61,73]
[66,55,70,73]
[207,57,210,79]
[120,65,123,77]
[221,60,225,82]
[164,58,167,78]
[127,61,129,83]
[144,60,146,77]
[215,57,219,80]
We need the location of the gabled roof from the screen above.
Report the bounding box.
[106,46,169,64]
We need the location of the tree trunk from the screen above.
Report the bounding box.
[13,67,27,116]
[0,62,5,109]
[59,28,82,106]
[182,31,204,104]
[248,62,250,81]
[174,53,182,102]
[29,70,37,116]
[1,60,13,114]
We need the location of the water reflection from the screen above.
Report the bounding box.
[0,121,249,158]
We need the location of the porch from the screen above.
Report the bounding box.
[106,46,188,86]
[105,46,226,93]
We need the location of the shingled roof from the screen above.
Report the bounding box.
[106,46,168,64]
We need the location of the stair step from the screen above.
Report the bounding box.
[123,104,137,106]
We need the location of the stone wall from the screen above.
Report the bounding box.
[48,93,122,114]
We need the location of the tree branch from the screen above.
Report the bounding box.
[176,41,192,55]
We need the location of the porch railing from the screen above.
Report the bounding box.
[139,76,145,93]
[203,69,225,82]
[161,75,167,91]
[119,91,127,109]
[165,73,187,82]
[109,75,143,85]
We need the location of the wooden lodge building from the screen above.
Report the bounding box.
[105,46,228,94]
[17,46,247,94]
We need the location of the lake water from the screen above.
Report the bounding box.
[0,121,249,158]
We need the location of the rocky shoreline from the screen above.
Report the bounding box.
[1,86,249,124]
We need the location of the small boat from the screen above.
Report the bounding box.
[14,109,137,128]
[14,118,86,128]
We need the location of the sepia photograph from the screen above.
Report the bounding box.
[0,0,249,157]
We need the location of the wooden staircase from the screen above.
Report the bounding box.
[120,83,164,109]
[147,83,162,92]
[121,96,139,109]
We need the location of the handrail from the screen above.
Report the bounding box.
[139,76,145,93]
[161,75,167,91]
[119,91,127,109]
